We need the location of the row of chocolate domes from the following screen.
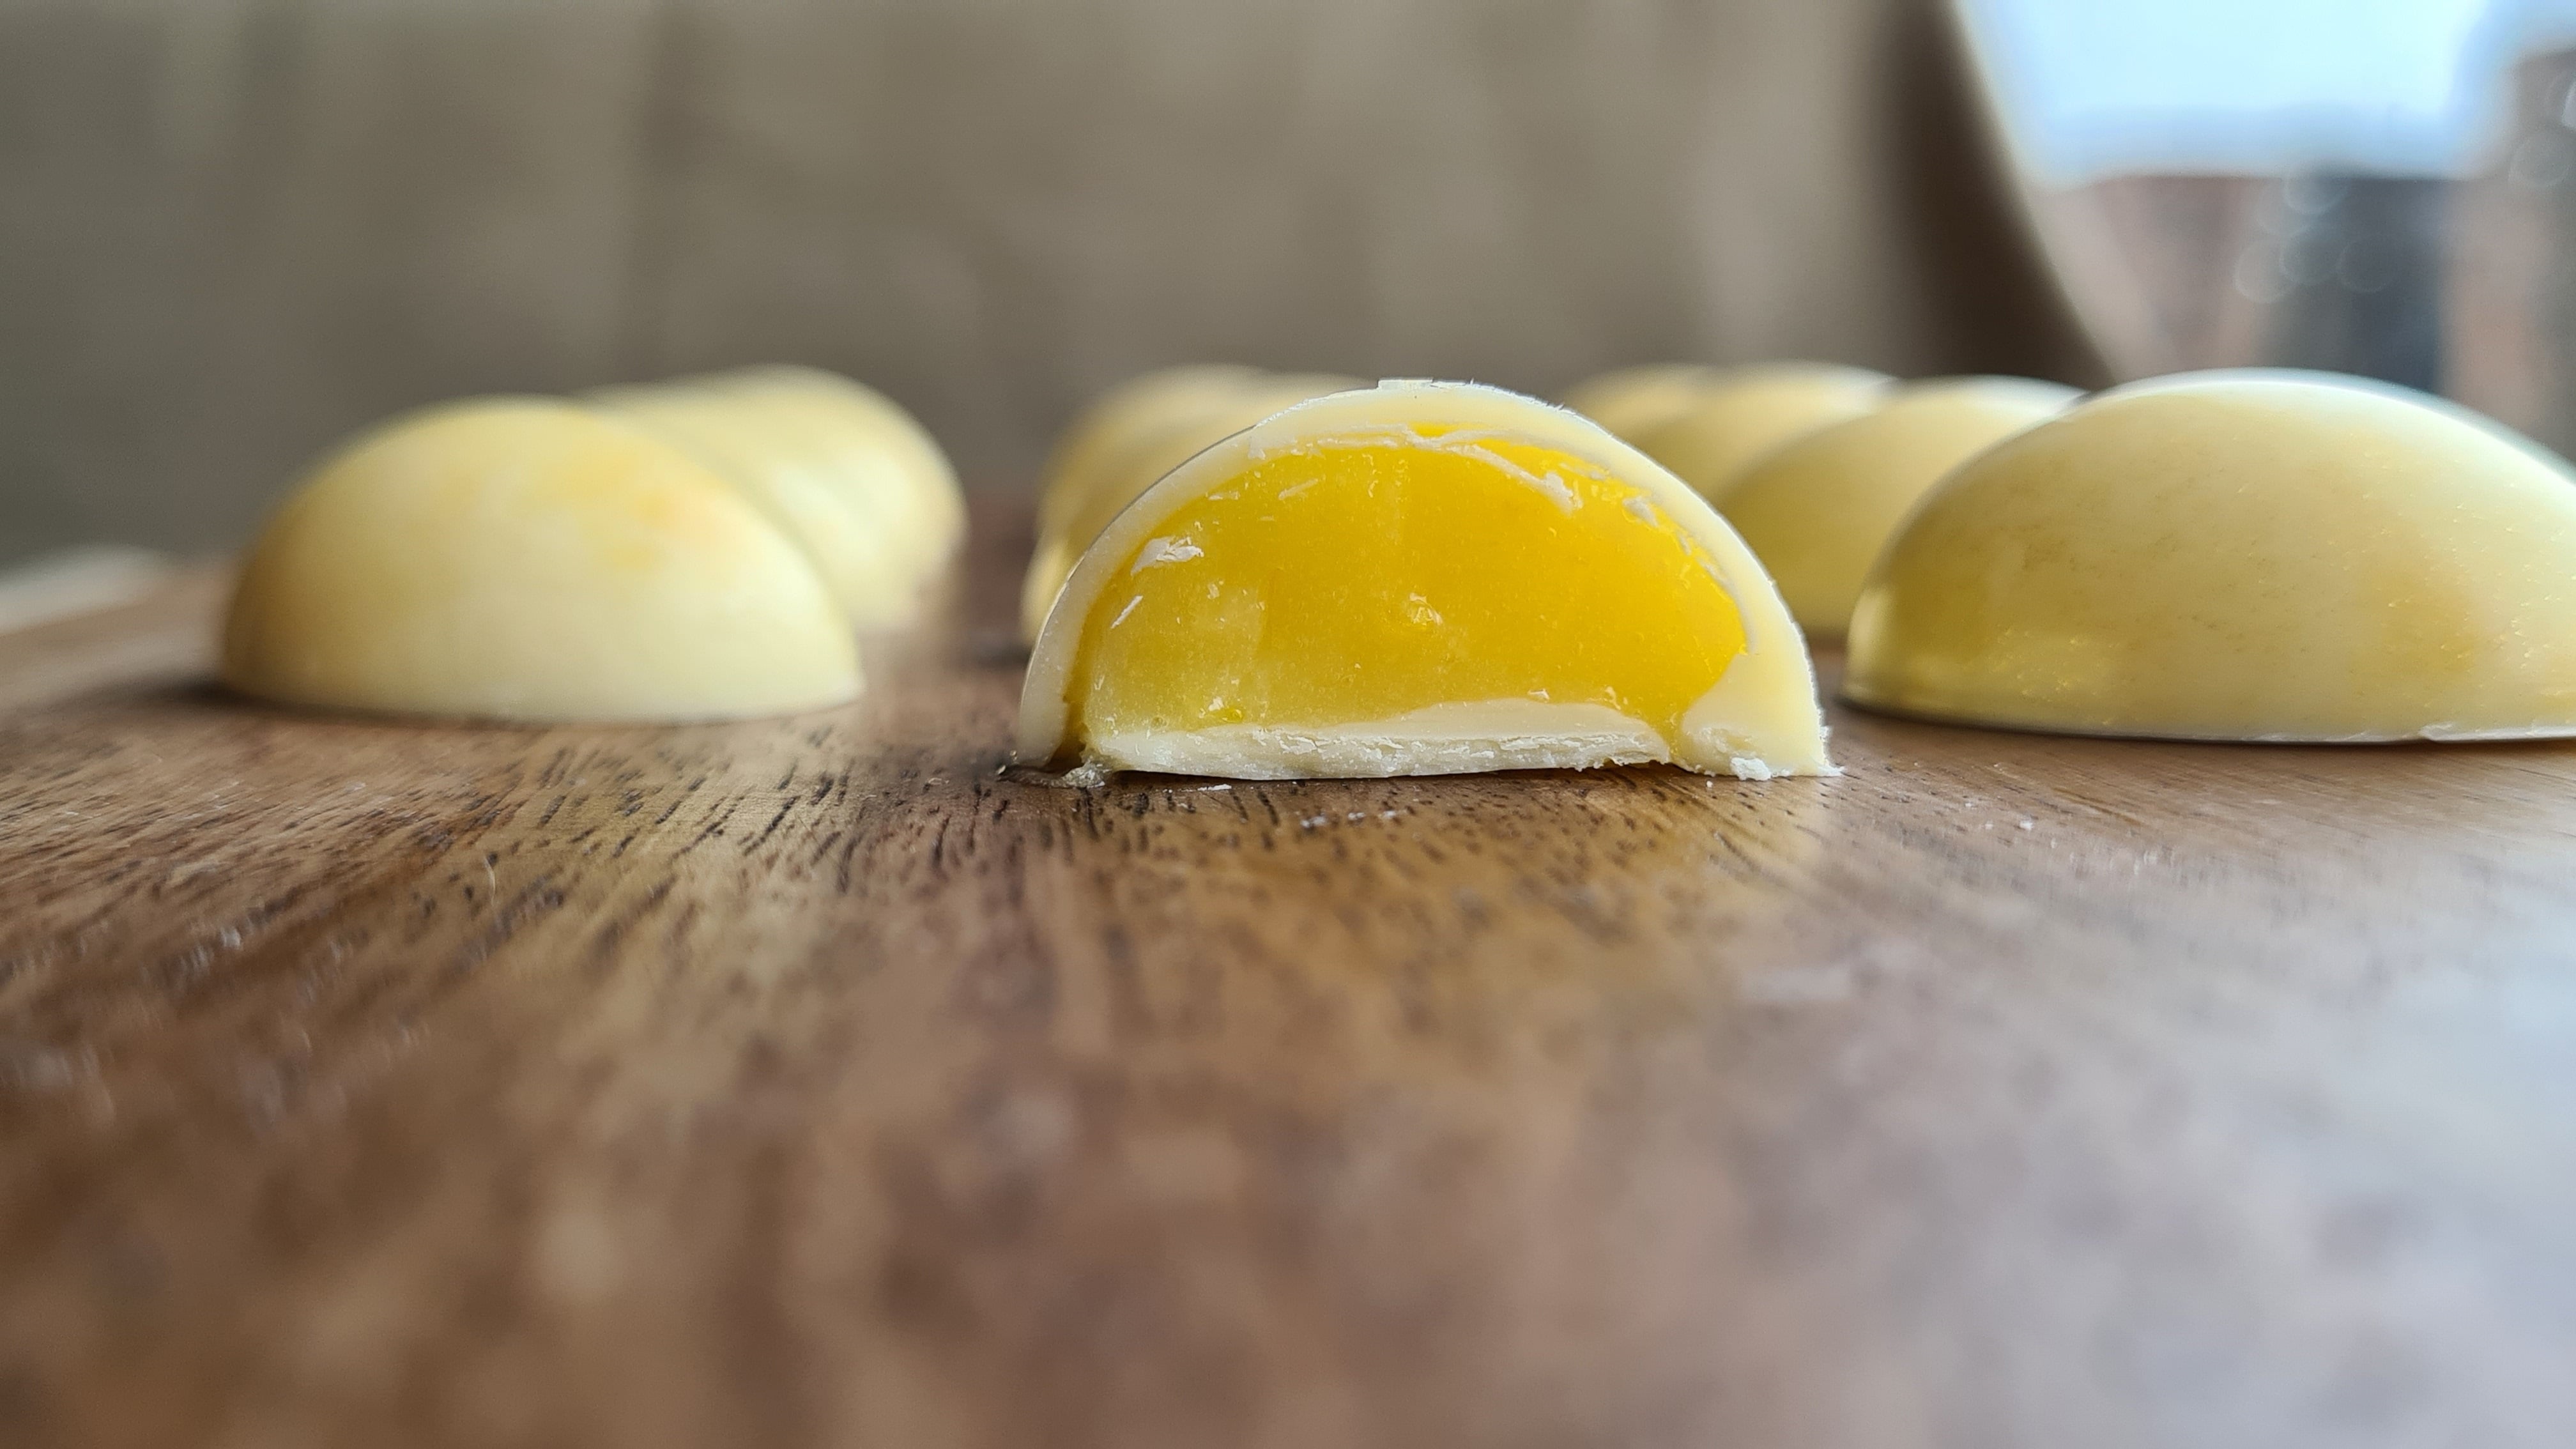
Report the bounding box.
[219,354,2576,774]
[222,368,959,721]
[1014,362,2576,779]
[1569,362,2576,743]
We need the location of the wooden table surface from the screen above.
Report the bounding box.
[3,500,2572,1449]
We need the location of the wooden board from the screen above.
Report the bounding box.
[3,499,2573,1449]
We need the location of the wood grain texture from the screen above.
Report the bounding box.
[3,498,2573,1449]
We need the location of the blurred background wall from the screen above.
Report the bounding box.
[0,0,2099,567]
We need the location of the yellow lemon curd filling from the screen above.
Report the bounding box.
[1073,433,1746,747]
[1021,382,1832,781]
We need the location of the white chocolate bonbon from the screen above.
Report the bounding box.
[1846,371,2576,742]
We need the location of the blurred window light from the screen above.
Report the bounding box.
[1963,0,2576,182]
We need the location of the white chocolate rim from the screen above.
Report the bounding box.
[1085,698,1805,781]
[1015,379,1834,779]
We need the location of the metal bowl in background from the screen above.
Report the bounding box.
[1959,0,2576,457]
